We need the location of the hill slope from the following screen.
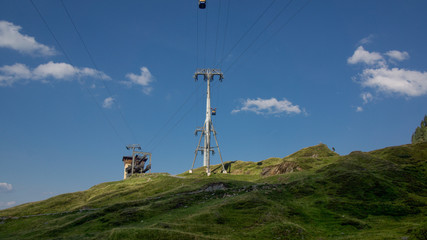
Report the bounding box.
[0,143,426,240]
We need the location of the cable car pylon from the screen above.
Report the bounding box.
[190,69,227,176]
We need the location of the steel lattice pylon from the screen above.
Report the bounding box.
[190,69,227,176]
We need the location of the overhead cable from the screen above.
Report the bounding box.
[256,0,312,55]
[150,93,205,153]
[213,0,222,64]
[224,0,295,73]
[60,0,139,144]
[219,0,231,69]
[215,0,277,68]
[145,84,202,150]
[196,5,200,68]
[30,0,126,144]
[203,7,209,67]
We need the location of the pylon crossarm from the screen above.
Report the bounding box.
[194,69,224,82]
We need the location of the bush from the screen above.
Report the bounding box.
[410,224,427,240]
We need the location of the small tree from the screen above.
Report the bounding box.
[412,115,427,144]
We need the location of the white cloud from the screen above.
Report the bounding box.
[361,92,373,104]
[358,34,374,45]
[124,66,154,95]
[80,67,110,80]
[102,97,114,108]
[347,46,385,66]
[0,20,56,56]
[0,201,16,208]
[126,67,152,86]
[0,63,32,86]
[232,97,302,115]
[385,50,409,61]
[360,67,427,97]
[356,106,363,112]
[0,62,110,86]
[0,63,32,78]
[142,86,153,95]
[349,45,427,99]
[33,62,110,80]
[33,62,76,79]
[0,182,13,192]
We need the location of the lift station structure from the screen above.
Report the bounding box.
[123,144,152,179]
[190,69,227,176]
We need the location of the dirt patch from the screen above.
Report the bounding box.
[261,161,301,176]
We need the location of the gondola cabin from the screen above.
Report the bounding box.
[211,108,216,115]
[199,0,206,9]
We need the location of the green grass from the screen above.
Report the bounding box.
[1,143,426,240]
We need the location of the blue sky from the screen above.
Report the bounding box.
[1,0,426,209]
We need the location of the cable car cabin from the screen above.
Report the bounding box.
[211,108,216,115]
[199,0,206,9]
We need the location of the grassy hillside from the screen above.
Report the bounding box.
[184,143,339,176]
[1,143,426,240]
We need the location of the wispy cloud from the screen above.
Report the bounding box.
[357,34,374,45]
[123,66,154,95]
[0,182,13,192]
[102,97,114,108]
[0,62,110,86]
[356,106,363,112]
[361,92,373,104]
[349,45,427,99]
[0,201,16,208]
[232,97,303,116]
[0,20,56,56]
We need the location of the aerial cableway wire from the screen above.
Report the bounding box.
[196,4,199,69]
[213,0,222,64]
[60,0,139,144]
[146,3,210,152]
[30,0,126,144]
[219,0,231,69]
[146,1,229,153]
[223,0,312,74]
[144,84,202,151]
[223,0,295,73]
[30,0,70,63]
[215,0,277,68]
[150,91,205,153]
[150,0,311,154]
[254,0,312,57]
[203,7,209,67]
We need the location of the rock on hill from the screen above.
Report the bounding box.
[0,143,426,240]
